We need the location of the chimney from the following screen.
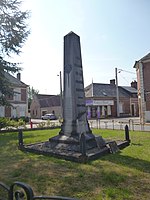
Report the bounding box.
[131,80,137,89]
[17,72,21,81]
[110,79,115,85]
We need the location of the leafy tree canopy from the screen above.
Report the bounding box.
[0,0,30,105]
[28,86,39,109]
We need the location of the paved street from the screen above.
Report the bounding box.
[30,117,150,132]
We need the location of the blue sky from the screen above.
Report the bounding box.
[17,0,150,94]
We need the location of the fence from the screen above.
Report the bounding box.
[88,119,150,132]
[1,118,150,133]
[0,181,79,200]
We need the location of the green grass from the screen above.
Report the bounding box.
[0,129,150,200]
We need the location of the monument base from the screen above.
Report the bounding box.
[19,133,130,163]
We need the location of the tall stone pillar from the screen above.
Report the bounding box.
[60,31,92,138]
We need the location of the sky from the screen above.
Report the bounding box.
[14,0,150,95]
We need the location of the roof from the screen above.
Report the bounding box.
[4,72,28,87]
[140,53,150,62]
[85,83,137,98]
[36,94,55,100]
[133,53,150,68]
[121,86,137,94]
[36,94,60,107]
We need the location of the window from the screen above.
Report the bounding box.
[14,88,21,101]
[21,89,26,101]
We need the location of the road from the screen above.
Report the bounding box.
[30,117,150,132]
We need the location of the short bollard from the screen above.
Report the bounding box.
[104,121,108,129]
[112,120,114,130]
[125,125,130,142]
[80,133,86,156]
[30,121,33,128]
[18,129,24,147]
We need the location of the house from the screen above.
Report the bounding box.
[0,72,28,118]
[133,52,150,123]
[30,94,61,119]
[31,80,138,119]
[85,80,138,119]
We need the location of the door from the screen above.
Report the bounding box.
[5,106,11,117]
[131,104,135,116]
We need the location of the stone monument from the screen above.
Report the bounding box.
[49,32,109,161]
[62,31,91,137]
[20,32,130,163]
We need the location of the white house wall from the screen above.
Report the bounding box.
[12,104,28,117]
[0,107,4,117]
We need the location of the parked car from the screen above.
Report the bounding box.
[41,113,57,120]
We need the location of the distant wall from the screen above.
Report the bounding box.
[145,111,150,122]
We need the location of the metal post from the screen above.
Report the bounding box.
[115,68,120,117]
[112,120,114,130]
[60,71,63,118]
[58,71,63,119]
[18,129,24,147]
[125,125,130,142]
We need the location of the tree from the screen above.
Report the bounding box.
[0,0,30,106]
[28,86,39,110]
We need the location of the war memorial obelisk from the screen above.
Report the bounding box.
[21,32,130,163]
[61,31,92,137]
[49,31,109,161]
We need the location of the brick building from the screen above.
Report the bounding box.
[134,53,150,123]
[0,72,28,118]
[30,81,138,119]
[85,80,138,119]
[30,94,61,119]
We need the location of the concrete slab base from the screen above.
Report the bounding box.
[19,137,130,163]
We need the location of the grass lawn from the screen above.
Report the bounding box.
[0,128,150,200]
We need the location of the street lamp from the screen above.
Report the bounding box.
[115,68,120,117]
[57,71,63,118]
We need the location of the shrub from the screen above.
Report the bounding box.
[0,117,26,130]
[37,122,46,128]
[11,116,30,123]
[20,116,30,123]
[0,117,9,129]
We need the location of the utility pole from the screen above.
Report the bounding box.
[115,68,120,117]
[58,71,63,118]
